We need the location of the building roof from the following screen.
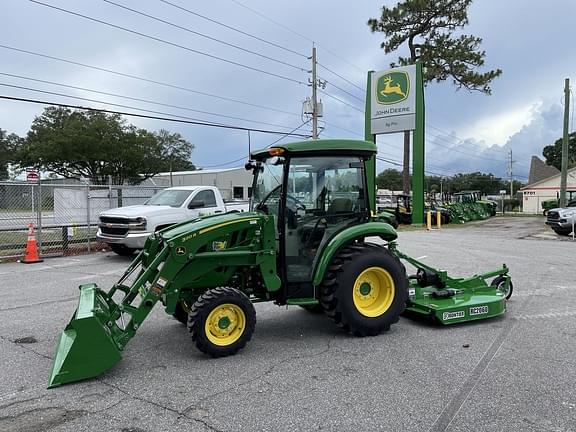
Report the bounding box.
[521,164,576,190]
[251,139,377,160]
[528,156,559,185]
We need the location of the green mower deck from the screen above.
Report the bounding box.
[390,244,512,325]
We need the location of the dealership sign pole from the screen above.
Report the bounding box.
[365,60,425,224]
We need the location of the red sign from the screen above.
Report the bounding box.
[26,171,39,183]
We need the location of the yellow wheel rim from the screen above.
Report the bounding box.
[353,267,395,317]
[204,303,246,346]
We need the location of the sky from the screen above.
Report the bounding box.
[1,0,575,183]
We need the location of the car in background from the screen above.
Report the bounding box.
[97,186,248,255]
[545,199,576,236]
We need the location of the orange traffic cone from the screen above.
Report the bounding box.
[22,223,43,264]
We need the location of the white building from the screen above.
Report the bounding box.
[520,159,576,214]
[144,167,252,201]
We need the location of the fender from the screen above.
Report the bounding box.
[312,222,397,286]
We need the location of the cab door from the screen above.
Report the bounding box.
[283,155,368,284]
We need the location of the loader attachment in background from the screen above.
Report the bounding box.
[48,283,122,388]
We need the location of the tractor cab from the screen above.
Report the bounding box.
[247,140,375,299]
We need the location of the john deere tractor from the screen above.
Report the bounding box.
[49,139,512,387]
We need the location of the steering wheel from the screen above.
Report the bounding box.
[286,194,307,212]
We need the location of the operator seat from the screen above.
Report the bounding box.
[327,198,353,214]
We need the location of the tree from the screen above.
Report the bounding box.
[376,168,404,190]
[542,132,576,170]
[368,0,502,193]
[16,107,194,184]
[0,129,22,180]
[155,129,195,186]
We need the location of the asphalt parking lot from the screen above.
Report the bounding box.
[1,216,575,432]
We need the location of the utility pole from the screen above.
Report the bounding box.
[560,78,570,207]
[311,46,318,139]
[306,45,325,140]
[508,149,514,201]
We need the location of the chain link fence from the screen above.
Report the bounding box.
[0,181,164,260]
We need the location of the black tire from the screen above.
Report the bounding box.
[110,244,136,256]
[173,300,192,325]
[188,287,256,357]
[298,304,324,314]
[319,243,408,336]
[491,276,513,300]
[553,229,572,236]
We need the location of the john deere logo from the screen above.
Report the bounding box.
[376,72,409,104]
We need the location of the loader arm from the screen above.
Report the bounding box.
[49,212,279,388]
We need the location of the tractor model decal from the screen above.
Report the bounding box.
[443,310,465,320]
[470,306,489,316]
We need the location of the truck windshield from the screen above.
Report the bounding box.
[250,158,283,212]
[146,190,192,207]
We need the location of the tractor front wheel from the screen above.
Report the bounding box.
[173,300,193,325]
[188,287,256,357]
[320,243,408,336]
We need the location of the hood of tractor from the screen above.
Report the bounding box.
[159,211,266,243]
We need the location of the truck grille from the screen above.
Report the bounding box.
[99,216,130,236]
[100,226,129,236]
[100,216,130,224]
[547,211,560,221]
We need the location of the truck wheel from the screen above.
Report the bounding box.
[320,244,408,336]
[188,287,256,357]
[491,276,513,300]
[110,244,136,256]
[553,229,571,236]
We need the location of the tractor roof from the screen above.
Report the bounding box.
[251,139,376,160]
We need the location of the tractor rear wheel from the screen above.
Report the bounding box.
[320,243,408,336]
[188,287,256,357]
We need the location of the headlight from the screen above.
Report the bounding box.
[128,217,147,230]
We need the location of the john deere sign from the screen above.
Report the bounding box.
[370,65,416,134]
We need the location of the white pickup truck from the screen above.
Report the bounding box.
[97,186,249,255]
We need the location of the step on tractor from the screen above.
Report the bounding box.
[48,139,513,388]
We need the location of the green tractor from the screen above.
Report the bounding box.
[48,139,512,388]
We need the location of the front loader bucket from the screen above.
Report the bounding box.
[48,283,122,388]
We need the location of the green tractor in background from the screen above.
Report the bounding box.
[49,139,512,388]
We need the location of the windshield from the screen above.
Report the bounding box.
[250,158,284,212]
[146,190,192,207]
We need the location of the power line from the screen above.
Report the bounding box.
[229,0,366,75]
[318,75,365,103]
[0,72,303,131]
[201,156,248,168]
[157,0,307,59]
[426,123,508,154]
[0,95,311,138]
[425,132,505,162]
[319,89,364,113]
[267,119,312,147]
[28,0,306,85]
[102,0,307,73]
[0,44,301,118]
[318,62,365,93]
